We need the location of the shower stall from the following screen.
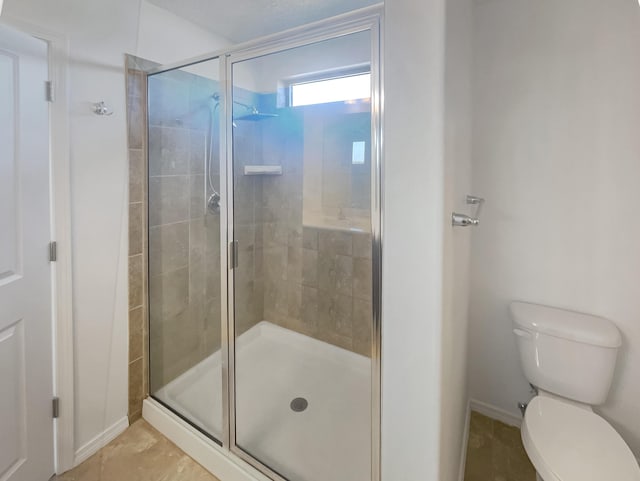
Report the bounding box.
[143,9,381,481]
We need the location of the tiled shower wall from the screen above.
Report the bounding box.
[146,69,222,392]
[233,117,267,336]
[126,61,147,422]
[127,68,376,412]
[254,107,373,356]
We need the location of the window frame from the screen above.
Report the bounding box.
[280,63,371,108]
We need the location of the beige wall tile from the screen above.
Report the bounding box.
[149,126,190,176]
[318,253,353,297]
[352,298,372,356]
[190,174,205,219]
[148,222,189,277]
[263,222,288,247]
[301,286,318,329]
[129,306,144,362]
[190,130,206,175]
[129,149,144,204]
[128,100,144,150]
[205,297,222,353]
[128,254,143,309]
[128,358,143,421]
[127,69,143,99]
[287,282,302,320]
[126,68,148,417]
[263,244,287,283]
[148,176,190,227]
[318,229,352,256]
[352,257,372,301]
[129,203,143,256]
[301,249,318,287]
[352,232,372,259]
[318,291,352,338]
[302,226,318,250]
[149,266,189,322]
[286,246,302,283]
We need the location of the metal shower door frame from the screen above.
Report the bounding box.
[145,6,383,481]
[224,11,383,481]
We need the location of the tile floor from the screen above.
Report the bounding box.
[56,410,534,481]
[463,411,537,481]
[56,420,219,481]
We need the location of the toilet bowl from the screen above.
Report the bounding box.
[521,395,640,481]
[510,302,640,481]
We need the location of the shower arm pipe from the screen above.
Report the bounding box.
[212,93,259,114]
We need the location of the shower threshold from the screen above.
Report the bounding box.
[150,321,371,481]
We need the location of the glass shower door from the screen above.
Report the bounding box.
[229,28,378,481]
[147,57,225,442]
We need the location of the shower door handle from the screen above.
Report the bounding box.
[229,240,239,269]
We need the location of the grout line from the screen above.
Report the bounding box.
[148,219,191,229]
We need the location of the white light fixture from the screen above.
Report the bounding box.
[0,0,4,16]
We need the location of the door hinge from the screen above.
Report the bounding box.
[52,397,59,418]
[49,241,57,262]
[229,240,239,269]
[45,81,55,102]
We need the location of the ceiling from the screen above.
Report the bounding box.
[147,0,379,43]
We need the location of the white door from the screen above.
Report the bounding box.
[0,25,54,481]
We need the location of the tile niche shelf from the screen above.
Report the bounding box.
[243,165,282,176]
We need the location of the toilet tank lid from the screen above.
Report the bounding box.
[510,302,622,348]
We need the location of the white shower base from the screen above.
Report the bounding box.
[153,321,371,481]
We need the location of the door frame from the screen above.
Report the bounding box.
[0,14,75,475]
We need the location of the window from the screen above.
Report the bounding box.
[289,72,371,107]
[352,141,366,165]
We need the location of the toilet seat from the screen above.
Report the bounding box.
[521,396,640,481]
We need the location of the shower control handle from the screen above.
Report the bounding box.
[452,213,479,227]
[207,192,221,214]
[452,194,485,227]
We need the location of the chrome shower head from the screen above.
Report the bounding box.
[211,92,277,122]
[234,112,278,121]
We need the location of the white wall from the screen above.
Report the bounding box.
[3,0,138,455]
[244,31,370,93]
[469,0,640,456]
[441,0,473,478]
[2,0,235,461]
[136,0,230,65]
[382,0,446,479]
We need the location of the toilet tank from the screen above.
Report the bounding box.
[510,302,622,405]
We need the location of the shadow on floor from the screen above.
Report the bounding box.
[55,420,220,481]
[463,411,537,481]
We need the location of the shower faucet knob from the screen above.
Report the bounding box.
[207,192,221,214]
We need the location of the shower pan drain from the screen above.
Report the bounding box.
[290,397,308,412]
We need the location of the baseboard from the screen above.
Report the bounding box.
[469,398,522,427]
[143,398,271,481]
[73,416,129,466]
[458,401,471,481]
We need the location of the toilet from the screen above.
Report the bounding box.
[510,301,640,481]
